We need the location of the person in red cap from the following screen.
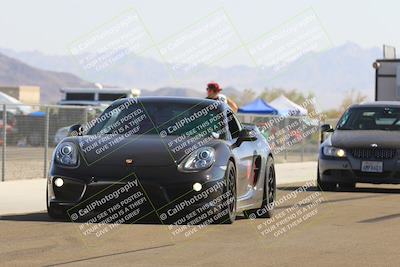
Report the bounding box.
[206,82,238,112]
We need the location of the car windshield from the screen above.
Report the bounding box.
[337,107,400,131]
[86,99,226,137]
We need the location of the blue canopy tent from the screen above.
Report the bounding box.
[29,111,46,117]
[238,98,278,115]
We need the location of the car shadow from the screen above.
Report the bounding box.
[0,211,168,224]
[0,211,52,222]
[0,212,246,224]
[278,185,400,194]
[273,185,400,209]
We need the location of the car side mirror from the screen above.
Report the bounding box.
[238,129,257,142]
[320,124,333,144]
[211,132,221,139]
[69,124,83,136]
[321,124,333,133]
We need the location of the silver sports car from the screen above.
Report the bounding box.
[47,97,276,224]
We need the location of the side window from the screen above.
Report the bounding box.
[227,111,242,138]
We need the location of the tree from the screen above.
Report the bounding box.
[323,89,368,119]
[339,89,367,112]
[228,88,256,106]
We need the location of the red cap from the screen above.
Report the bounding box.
[207,82,222,92]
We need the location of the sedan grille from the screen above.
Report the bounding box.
[350,148,397,160]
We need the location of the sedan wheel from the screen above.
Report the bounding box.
[338,182,356,191]
[317,163,337,191]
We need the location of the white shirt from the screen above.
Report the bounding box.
[209,93,228,104]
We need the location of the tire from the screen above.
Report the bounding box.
[47,206,66,220]
[218,161,237,224]
[46,188,66,220]
[245,156,276,219]
[338,182,356,191]
[317,163,337,191]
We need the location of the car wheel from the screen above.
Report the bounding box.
[46,188,66,220]
[265,156,276,218]
[219,161,236,224]
[47,206,65,220]
[317,163,336,191]
[245,156,275,219]
[338,182,356,191]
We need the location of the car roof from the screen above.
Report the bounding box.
[349,101,400,109]
[111,96,230,110]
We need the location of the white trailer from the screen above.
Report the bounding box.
[373,45,400,101]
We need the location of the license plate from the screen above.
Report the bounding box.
[361,161,383,173]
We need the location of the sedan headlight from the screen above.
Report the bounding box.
[55,142,78,166]
[323,146,346,158]
[179,147,215,171]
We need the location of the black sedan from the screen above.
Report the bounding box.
[318,101,400,191]
[47,97,276,224]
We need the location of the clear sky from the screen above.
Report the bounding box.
[0,0,398,58]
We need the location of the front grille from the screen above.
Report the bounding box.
[350,148,397,160]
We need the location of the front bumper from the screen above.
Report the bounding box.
[48,164,228,221]
[319,156,400,184]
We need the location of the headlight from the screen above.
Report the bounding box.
[323,146,346,158]
[179,147,215,171]
[55,142,78,166]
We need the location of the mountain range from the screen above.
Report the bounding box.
[0,53,94,102]
[0,42,381,108]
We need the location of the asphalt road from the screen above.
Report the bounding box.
[2,182,400,266]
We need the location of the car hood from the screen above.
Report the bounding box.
[331,130,400,149]
[75,134,219,166]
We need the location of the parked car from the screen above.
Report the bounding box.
[318,101,400,190]
[47,97,276,224]
[0,111,16,144]
[53,126,69,145]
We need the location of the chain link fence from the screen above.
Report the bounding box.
[237,114,324,163]
[0,104,104,181]
[0,104,329,181]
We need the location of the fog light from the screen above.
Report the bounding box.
[193,182,202,192]
[54,178,64,187]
